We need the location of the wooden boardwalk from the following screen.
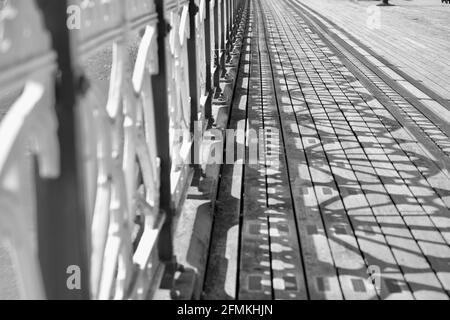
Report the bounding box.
[204,0,450,300]
[298,0,450,100]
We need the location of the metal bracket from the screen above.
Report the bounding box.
[189,2,199,16]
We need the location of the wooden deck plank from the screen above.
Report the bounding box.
[264,0,378,300]
[238,4,272,299]
[255,0,308,300]
[203,16,252,300]
[259,5,344,302]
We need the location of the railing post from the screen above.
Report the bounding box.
[188,0,200,133]
[213,0,220,89]
[220,0,226,64]
[205,0,213,120]
[152,0,175,264]
[227,0,231,47]
[33,0,90,300]
[230,0,234,31]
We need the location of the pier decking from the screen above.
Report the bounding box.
[204,0,450,300]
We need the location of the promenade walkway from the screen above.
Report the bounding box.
[204,0,450,300]
[300,0,450,100]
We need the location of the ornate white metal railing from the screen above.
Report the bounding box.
[71,0,163,300]
[0,0,58,299]
[0,0,245,300]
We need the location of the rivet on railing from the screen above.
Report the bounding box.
[165,21,172,34]
[77,74,90,96]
